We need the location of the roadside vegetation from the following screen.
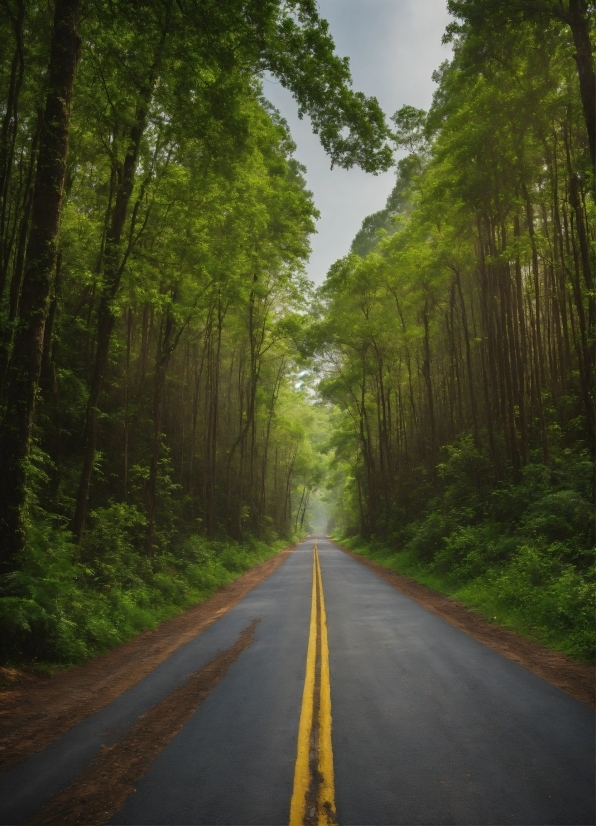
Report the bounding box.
[0,0,391,667]
[1,514,287,667]
[318,2,595,662]
[336,440,594,662]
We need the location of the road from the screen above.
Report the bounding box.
[1,536,594,825]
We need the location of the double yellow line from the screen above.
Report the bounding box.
[289,538,337,826]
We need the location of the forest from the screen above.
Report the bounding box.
[317,0,595,661]
[0,0,593,668]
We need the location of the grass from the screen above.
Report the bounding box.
[333,443,595,664]
[337,535,595,663]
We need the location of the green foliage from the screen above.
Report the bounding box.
[340,447,595,662]
[318,1,593,665]
[0,0,388,663]
[0,510,285,667]
[391,105,428,152]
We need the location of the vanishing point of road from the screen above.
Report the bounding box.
[1,536,594,825]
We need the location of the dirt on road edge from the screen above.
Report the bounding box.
[0,542,297,773]
[336,543,595,708]
[29,620,260,826]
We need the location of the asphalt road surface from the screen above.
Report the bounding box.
[1,536,594,825]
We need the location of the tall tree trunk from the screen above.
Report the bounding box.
[205,298,223,537]
[0,0,26,300]
[453,266,479,447]
[258,358,284,538]
[145,307,174,556]
[512,218,529,464]
[299,489,310,531]
[421,298,436,471]
[0,0,80,570]
[72,20,169,539]
[560,0,596,168]
[123,307,132,500]
[294,485,307,534]
[0,109,43,387]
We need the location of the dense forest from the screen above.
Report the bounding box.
[0,0,593,667]
[0,0,391,664]
[317,0,595,660]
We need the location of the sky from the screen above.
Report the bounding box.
[263,0,453,285]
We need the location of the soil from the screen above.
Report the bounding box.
[28,620,260,826]
[0,543,296,773]
[337,543,595,708]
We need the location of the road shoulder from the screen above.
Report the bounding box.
[0,543,296,773]
[334,541,595,708]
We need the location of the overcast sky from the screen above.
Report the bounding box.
[263,0,453,285]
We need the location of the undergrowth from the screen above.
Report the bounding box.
[0,504,288,668]
[337,442,595,663]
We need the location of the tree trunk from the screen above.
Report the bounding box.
[0,109,43,388]
[421,299,436,470]
[564,0,596,168]
[0,0,80,570]
[72,21,169,539]
[145,307,174,556]
[453,267,479,447]
[0,0,26,299]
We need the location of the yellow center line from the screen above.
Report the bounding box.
[290,536,337,826]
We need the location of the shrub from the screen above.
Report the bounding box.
[0,516,283,667]
[342,449,595,662]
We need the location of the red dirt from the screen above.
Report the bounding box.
[337,543,595,708]
[0,543,296,773]
[28,620,260,826]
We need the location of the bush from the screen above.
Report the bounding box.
[461,542,595,660]
[432,523,515,581]
[0,513,285,667]
[406,511,453,561]
[342,449,595,662]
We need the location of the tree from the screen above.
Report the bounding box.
[0,0,393,568]
[0,0,80,570]
[314,13,594,539]
[446,0,596,168]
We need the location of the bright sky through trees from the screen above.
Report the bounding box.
[264,0,453,285]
